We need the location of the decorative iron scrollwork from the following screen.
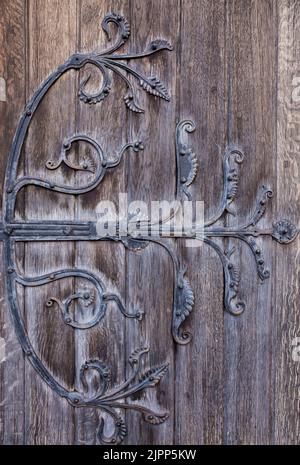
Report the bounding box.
[8,136,145,220]
[74,347,169,445]
[15,267,143,329]
[76,12,172,111]
[1,10,298,445]
[171,120,298,336]
[176,120,198,200]
[1,12,172,444]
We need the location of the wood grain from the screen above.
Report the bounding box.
[24,0,77,444]
[0,0,26,445]
[275,0,300,445]
[75,0,130,445]
[0,0,300,445]
[224,0,278,445]
[175,0,227,445]
[126,0,178,444]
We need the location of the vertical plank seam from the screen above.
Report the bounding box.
[174,0,182,445]
[23,0,30,445]
[74,0,81,445]
[272,0,280,444]
[223,0,230,444]
[125,0,133,444]
[225,0,232,148]
[73,0,81,445]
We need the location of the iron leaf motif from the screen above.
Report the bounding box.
[70,347,169,445]
[173,119,298,334]
[173,267,195,344]
[75,12,173,111]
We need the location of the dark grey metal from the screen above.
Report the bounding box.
[1,11,298,445]
[173,120,298,324]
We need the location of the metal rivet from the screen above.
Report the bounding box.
[228,263,233,269]
[181,177,186,183]
[26,350,32,356]
[7,267,14,274]
[26,109,32,116]
[65,317,72,324]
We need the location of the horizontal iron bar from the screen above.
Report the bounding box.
[0,220,273,241]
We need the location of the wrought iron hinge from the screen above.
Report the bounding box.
[1,12,172,445]
[1,12,298,444]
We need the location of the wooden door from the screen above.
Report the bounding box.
[0,0,299,445]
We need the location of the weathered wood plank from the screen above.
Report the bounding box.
[24,0,77,444]
[175,0,227,445]
[0,0,26,445]
[275,0,300,445]
[75,0,129,444]
[125,0,178,445]
[224,0,277,444]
